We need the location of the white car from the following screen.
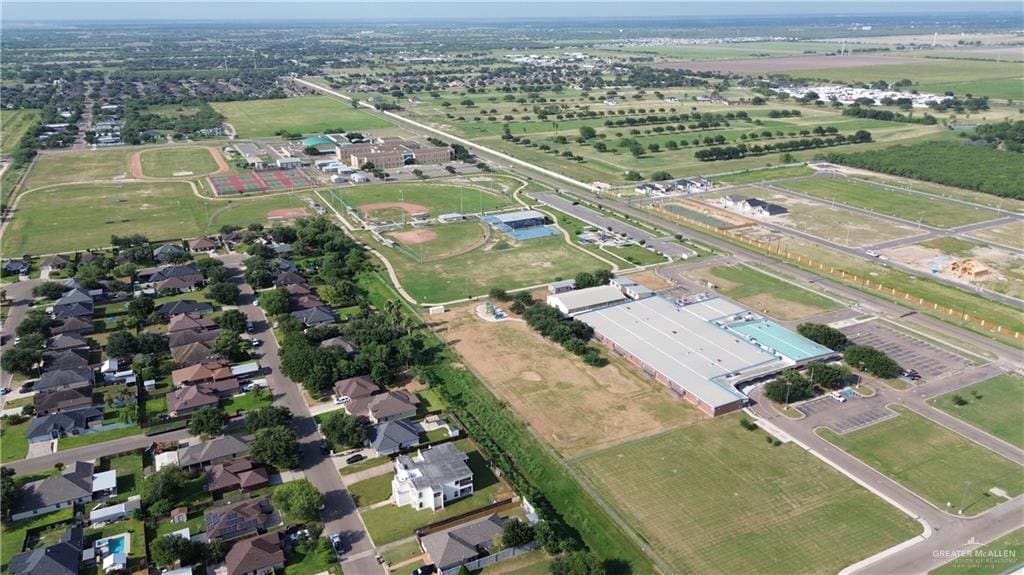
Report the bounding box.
[829,391,847,403]
[334,395,350,405]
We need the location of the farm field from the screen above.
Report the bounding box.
[3,180,314,253]
[969,221,1024,250]
[930,527,1024,575]
[138,146,221,177]
[327,180,516,219]
[211,95,394,137]
[929,373,1024,449]
[689,264,840,321]
[818,406,1023,515]
[575,415,921,574]
[438,307,702,457]
[778,176,999,229]
[616,41,866,60]
[22,148,135,190]
[0,109,40,154]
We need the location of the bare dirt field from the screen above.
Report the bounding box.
[390,229,437,245]
[654,55,919,73]
[267,207,309,219]
[625,270,673,291]
[881,241,1024,300]
[435,306,703,458]
[359,201,430,216]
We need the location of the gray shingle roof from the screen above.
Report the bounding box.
[35,367,94,392]
[178,435,249,468]
[12,462,94,515]
[292,306,335,326]
[10,529,81,575]
[420,514,503,571]
[26,408,102,440]
[369,420,420,455]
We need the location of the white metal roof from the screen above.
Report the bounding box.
[547,285,625,312]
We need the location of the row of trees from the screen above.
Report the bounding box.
[842,104,937,125]
[522,304,607,368]
[695,130,872,161]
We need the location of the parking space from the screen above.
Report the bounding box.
[795,392,896,435]
[829,405,898,434]
[839,320,969,380]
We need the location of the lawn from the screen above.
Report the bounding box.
[327,181,515,217]
[4,180,314,254]
[0,109,40,154]
[930,527,1024,575]
[0,418,30,463]
[139,146,221,177]
[339,455,388,476]
[479,550,554,574]
[695,264,840,321]
[285,539,342,575]
[58,424,142,451]
[84,517,146,565]
[415,388,448,413]
[389,221,489,262]
[0,507,74,572]
[359,445,513,545]
[102,452,145,502]
[347,473,394,508]
[604,243,669,266]
[574,414,922,575]
[796,58,1024,100]
[779,177,998,229]
[212,96,393,137]
[818,406,1023,515]
[22,147,136,190]
[154,511,207,538]
[379,539,424,566]
[711,165,814,185]
[929,373,1024,449]
[222,390,273,414]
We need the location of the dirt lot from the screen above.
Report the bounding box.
[360,201,430,216]
[654,55,919,73]
[267,207,309,219]
[435,306,703,458]
[881,241,1023,299]
[390,229,437,245]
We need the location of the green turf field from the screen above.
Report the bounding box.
[929,373,1024,449]
[0,109,40,154]
[22,148,135,190]
[211,95,394,137]
[139,147,220,177]
[330,181,515,218]
[388,221,488,261]
[698,264,840,321]
[818,406,1023,515]
[779,177,998,228]
[711,165,815,185]
[930,527,1024,575]
[3,181,314,253]
[575,415,921,574]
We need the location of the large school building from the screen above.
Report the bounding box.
[574,294,834,416]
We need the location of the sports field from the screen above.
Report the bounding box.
[0,109,40,154]
[575,415,921,574]
[329,181,515,220]
[690,264,840,321]
[779,177,998,229]
[930,527,1024,575]
[929,373,1024,449]
[211,96,393,137]
[387,221,488,261]
[3,181,313,253]
[138,147,221,177]
[22,148,135,190]
[818,406,1023,515]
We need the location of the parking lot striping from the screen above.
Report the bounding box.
[841,321,970,380]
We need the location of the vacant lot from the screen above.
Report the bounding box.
[438,307,702,457]
[779,177,997,229]
[0,109,40,154]
[970,221,1024,251]
[930,373,1024,449]
[884,238,1024,300]
[818,406,1023,515]
[794,58,1024,100]
[689,264,839,321]
[139,147,221,177]
[211,96,393,137]
[329,181,515,218]
[4,181,313,253]
[711,165,814,185]
[575,415,921,574]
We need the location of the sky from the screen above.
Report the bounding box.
[3,1,1019,22]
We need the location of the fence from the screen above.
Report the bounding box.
[441,542,539,575]
[651,204,1022,341]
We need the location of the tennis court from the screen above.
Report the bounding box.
[209,169,312,195]
[509,226,560,240]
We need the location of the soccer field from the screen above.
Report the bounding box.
[819,406,1023,515]
[929,373,1024,449]
[575,415,920,574]
[139,147,221,177]
[211,95,394,137]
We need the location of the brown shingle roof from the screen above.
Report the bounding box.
[224,532,283,575]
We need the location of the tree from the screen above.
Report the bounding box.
[320,410,367,450]
[245,406,293,433]
[126,296,156,327]
[212,331,248,362]
[188,406,227,438]
[206,282,239,305]
[488,287,511,301]
[205,538,228,563]
[843,345,901,378]
[272,479,324,523]
[259,287,290,316]
[1,346,42,376]
[151,534,200,568]
[106,330,139,359]
[1,468,21,521]
[17,309,52,338]
[501,518,534,548]
[32,281,66,299]
[649,170,673,181]
[574,271,598,289]
[550,550,604,575]
[250,425,300,469]
[806,362,850,390]
[578,126,597,140]
[142,465,188,514]
[217,309,248,334]
[763,369,815,404]
[796,323,849,351]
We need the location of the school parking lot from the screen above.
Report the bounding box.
[839,320,970,380]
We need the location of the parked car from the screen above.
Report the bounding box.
[0,388,10,395]
[287,529,310,543]
[829,391,847,403]
[345,453,365,465]
[330,533,346,554]
[319,440,330,455]
[249,338,262,347]
[246,321,255,333]
[412,565,437,575]
[18,382,33,393]
[334,395,350,405]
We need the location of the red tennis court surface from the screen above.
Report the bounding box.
[209,169,312,195]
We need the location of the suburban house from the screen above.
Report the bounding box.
[40,254,71,273]
[34,367,94,393]
[334,376,378,402]
[166,384,221,417]
[10,462,113,521]
[52,289,95,320]
[291,305,336,327]
[156,273,205,293]
[3,259,30,276]
[719,195,788,217]
[139,262,201,285]
[153,243,186,263]
[167,313,217,333]
[206,458,270,496]
[205,497,275,541]
[335,376,420,423]
[290,294,324,311]
[51,317,94,336]
[33,385,95,415]
[173,361,235,386]
[188,237,219,253]
[392,443,474,511]
[177,435,250,470]
[9,527,82,575]
[319,335,358,354]
[171,341,214,366]
[168,326,221,348]
[369,419,421,455]
[26,408,104,442]
[273,271,306,287]
[224,532,285,575]
[42,348,91,370]
[157,300,214,318]
[46,333,89,352]
[419,514,504,572]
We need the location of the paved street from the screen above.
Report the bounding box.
[5,427,194,475]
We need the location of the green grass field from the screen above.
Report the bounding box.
[0,109,40,154]
[575,415,921,574]
[930,527,1024,575]
[0,418,29,462]
[780,177,998,228]
[698,264,840,321]
[139,147,220,177]
[346,473,394,507]
[4,181,314,254]
[969,221,1024,250]
[711,165,815,185]
[211,96,393,137]
[389,221,488,261]
[329,181,515,218]
[0,506,74,573]
[819,406,1023,515]
[929,373,1024,449]
[22,148,135,190]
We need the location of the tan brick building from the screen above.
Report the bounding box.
[338,137,453,169]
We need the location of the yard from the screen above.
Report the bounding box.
[690,264,840,321]
[285,539,342,575]
[818,406,1024,515]
[0,418,30,463]
[338,455,388,476]
[222,390,273,414]
[0,506,74,573]
[100,452,145,503]
[358,442,513,545]
[929,373,1024,449]
[211,96,393,137]
[84,517,147,567]
[346,473,394,508]
[139,146,221,177]
[574,414,921,575]
[58,424,143,451]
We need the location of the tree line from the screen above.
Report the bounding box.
[695,130,872,161]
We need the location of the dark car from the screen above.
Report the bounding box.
[412,565,437,575]
[18,382,34,393]
[330,533,346,554]
[345,453,365,465]
[319,440,330,455]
